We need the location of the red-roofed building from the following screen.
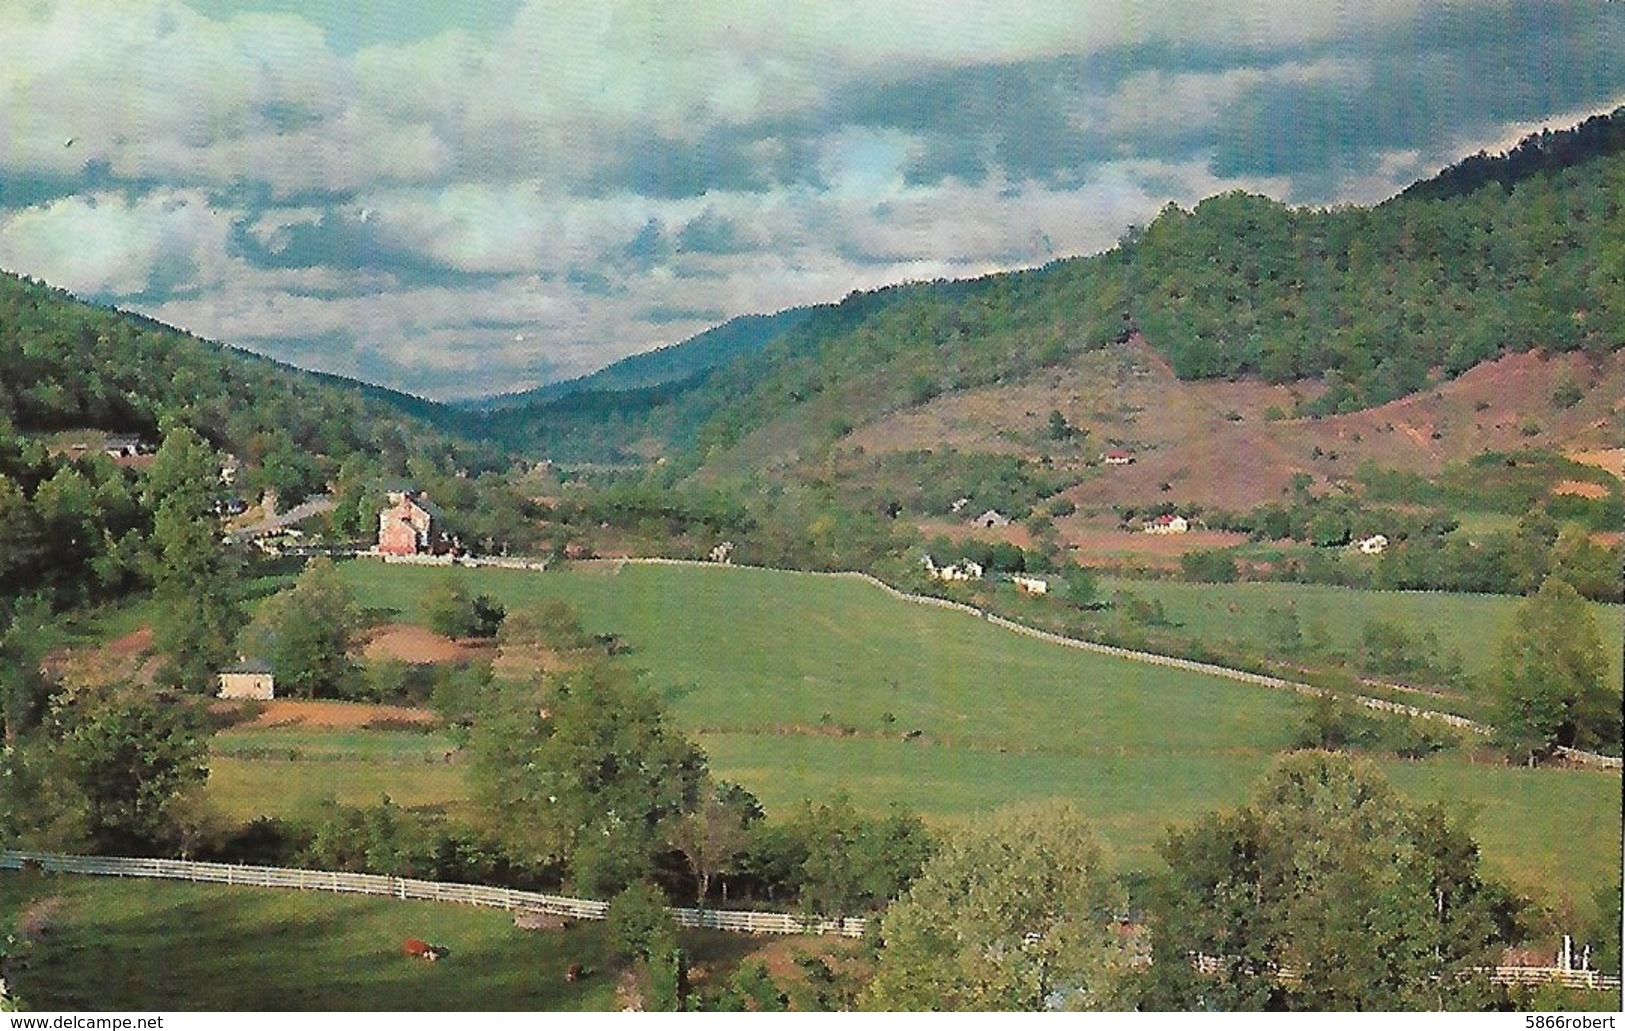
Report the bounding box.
[1144,514,1189,535]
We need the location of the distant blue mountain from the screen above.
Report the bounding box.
[461,308,817,411]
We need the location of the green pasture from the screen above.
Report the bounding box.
[340,561,1304,757]
[0,871,769,1011]
[697,733,1622,907]
[200,725,1621,908]
[1100,577,1625,686]
[206,755,468,823]
[211,728,456,764]
[205,560,1615,909]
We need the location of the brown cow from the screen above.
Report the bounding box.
[403,938,443,961]
[565,962,584,983]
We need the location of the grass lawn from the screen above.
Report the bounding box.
[206,755,469,823]
[1099,577,1625,687]
[1452,511,1522,537]
[0,870,782,1011]
[697,732,1621,908]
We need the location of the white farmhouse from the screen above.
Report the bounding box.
[924,555,984,582]
[1144,514,1189,535]
[1355,534,1389,555]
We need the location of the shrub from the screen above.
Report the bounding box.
[607,882,679,963]
[1180,548,1240,583]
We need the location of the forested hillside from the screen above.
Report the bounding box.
[472,277,993,460]
[0,272,495,473]
[0,273,524,609]
[478,109,1623,466]
[1127,145,1622,408]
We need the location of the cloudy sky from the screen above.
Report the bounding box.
[2,1,1621,399]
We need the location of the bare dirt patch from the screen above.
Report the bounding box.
[1061,526,1251,559]
[842,337,1624,513]
[1566,448,1624,480]
[232,699,439,730]
[360,624,491,665]
[914,518,1036,550]
[1552,479,1610,499]
[43,626,162,686]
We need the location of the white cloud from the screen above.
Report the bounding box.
[0,189,233,298]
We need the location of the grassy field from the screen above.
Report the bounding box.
[211,728,456,764]
[207,754,468,823]
[341,562,1306,756]
[1099,577,1625,686]
[291,560,1623,910]
[0,870,795,1011]
[698,733,1624,900]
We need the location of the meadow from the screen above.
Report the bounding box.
[1096,577,1625,686]
[0,870,797,1011]
[265,559,1624,909]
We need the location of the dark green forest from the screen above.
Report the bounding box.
[0,271,497,472]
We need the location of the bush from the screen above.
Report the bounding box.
[708,962,789,1012]
[607,882,679,963]
[1179,548,1239,583]
[647,946,690,1012]
[422,579,506,639]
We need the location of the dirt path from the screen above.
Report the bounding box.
[223,699,439,730]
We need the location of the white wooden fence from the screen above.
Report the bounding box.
[8,851,1614,992]
[1487,966,1623,991]
[1190,954,1621,992]
[0,850,866,938]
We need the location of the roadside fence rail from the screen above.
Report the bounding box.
[1190,954,1619,992]
[7,851,1611,988]
[0,850,865,937]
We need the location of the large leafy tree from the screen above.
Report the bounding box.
[1495,577,1616,762]
[0,594,53,747]
[58,687,209,852]
[1144,752,1518,1011]
[256,558,360,699]
[666,780,763,908]
[862,802,1130,1011]
[145,427,243,692]
[787,795,935,919]
[469,660,707,896]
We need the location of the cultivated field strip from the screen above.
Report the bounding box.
[0,850,866,937]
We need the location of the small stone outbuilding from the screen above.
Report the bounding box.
[218,660,275,700]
